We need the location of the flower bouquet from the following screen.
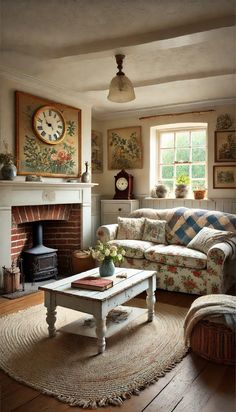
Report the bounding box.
[90,241,125,263]
[90,241,125,277]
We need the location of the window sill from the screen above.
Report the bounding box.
[145,197,211,201]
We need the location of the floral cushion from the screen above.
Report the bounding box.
[109,239,153,259]
[144,244,207,269]
[187,227,235,254]
[142,218,166,244]
[117,217,145,240]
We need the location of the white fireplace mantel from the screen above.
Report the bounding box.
[0,181,97,207]
[0,181,98,282]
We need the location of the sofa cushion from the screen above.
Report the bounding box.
[109,239,154,259]
[187,227,235,254]
[117,217,145,240]
[144,244,207,269]
[142,218,167,244]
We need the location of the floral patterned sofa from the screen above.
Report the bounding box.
[96,207,236,295]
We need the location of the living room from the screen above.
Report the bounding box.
[0,1,235,411]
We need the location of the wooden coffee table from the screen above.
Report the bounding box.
[39,267,156,354]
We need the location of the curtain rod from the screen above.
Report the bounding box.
[139,109,215,120]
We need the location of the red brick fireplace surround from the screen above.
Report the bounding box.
[11,204,81,275]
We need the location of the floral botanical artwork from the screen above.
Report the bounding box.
[15,91,81,177]
[216,114,232,130]
[107,126,142,169]
[215,130,236,162]
[213,165,236,189]
[91,130,103,173]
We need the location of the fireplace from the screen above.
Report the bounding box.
[22,221,58,282]
[0,181,97,288]
[12,204,81,277]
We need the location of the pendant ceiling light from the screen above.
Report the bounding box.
[107,54,135,103]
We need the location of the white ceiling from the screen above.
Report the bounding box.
[1,0,236,119]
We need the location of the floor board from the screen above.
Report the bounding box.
[0,289,235,412]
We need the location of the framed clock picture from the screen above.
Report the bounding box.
[15,91,81,177]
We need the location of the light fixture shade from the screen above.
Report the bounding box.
[107,54,135,103]
[108,75,135,103]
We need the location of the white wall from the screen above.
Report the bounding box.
[92,105,236,200]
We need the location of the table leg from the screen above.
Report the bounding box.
[95,316,107,353]
[146,275,156,322]
[45,296,57,337]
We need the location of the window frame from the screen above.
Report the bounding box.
[157,126,208,194]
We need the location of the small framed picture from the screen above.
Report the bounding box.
[91,130,103,173]
[215,130,236,162]
[213,165,236,189]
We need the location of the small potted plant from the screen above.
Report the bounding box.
[175,175,190,198]
[0,141,17,180]
[193,187,207,200]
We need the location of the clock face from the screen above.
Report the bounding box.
[116,177,128,191]
[33,106,66,145]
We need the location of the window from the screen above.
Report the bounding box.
[157,127,207,194]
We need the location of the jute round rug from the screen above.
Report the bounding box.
[0,299,188,409]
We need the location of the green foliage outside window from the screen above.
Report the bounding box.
[176,132,189,147]
[176,165,190,177]
[192,165,205,178]
[176,148,190,162]
[161,149,174,164]
[191,130,206,146]
[192,147,205,161]
[161,165,174,179]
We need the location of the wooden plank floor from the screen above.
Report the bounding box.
[0,290,235,412]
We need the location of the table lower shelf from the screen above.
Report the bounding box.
[59,306,147,338]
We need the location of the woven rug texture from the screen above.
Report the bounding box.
[0,299,188,409]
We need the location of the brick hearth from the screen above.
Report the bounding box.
[11,204,81,275]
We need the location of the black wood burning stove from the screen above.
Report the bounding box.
[22,221,58,282]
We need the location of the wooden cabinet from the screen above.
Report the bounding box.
[101,199,139,225]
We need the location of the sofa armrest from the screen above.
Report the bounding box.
[207,237,236,292]
[96,224,118,243]
[207,236,236,267]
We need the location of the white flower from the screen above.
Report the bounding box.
[110,249,117,257]
[117,254,123,261]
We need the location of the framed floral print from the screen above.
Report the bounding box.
[15,91,81,177]
[213,165,236,189]
[215,130,236,162]
[91,130,103,173]
[107,126,142,169]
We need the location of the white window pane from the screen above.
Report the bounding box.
[160,133,174,148]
